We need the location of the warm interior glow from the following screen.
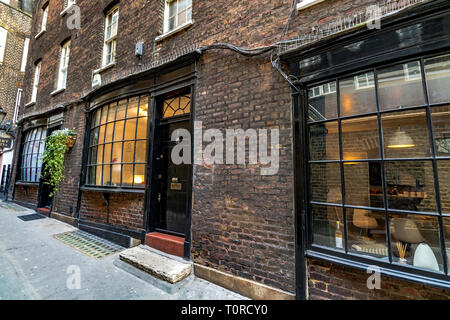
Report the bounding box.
[387,144,416,149]
[134,175,145,184]
[387,127,415,149]
[343,152,367,165]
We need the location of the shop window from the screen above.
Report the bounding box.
[306,53,450,277]
[20,127,47,183]
[86,95,149,188]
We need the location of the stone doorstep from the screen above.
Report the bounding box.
[119,245,192,284]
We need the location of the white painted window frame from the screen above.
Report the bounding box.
[309,82,337,98]
[0,27,7,63]
[13,88,22,124]
[20,38,30,72]
[163,0,193,34]
[297,0,325,11]
[355,72,375,90]
[30,61,41,103]
[102,5,119,68]
[56,40,71,91]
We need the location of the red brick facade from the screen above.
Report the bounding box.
[9,0,450,299]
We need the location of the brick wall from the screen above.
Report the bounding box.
[14,184,38,206]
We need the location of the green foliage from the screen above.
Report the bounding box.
[42,129,77,197]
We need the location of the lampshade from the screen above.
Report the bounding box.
[387,127,415,149]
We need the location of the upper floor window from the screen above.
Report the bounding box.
[31,61,41,103]
[20,38,30,72]
[164,0,192,33]
[57,40,71,90]
[0,27,7,63]
[40,4,49,33]
[102,6,119,67]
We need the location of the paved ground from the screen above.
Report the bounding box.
[0,201,245,300]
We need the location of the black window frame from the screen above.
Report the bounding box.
[19,126,47,183]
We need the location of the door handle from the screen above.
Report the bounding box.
[158,193,161,203]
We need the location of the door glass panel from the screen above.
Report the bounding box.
[425,54,450,104]
[312,204,344,250]
[344,161,384,208]
[309,121,340,161]
[348,209,387,258]
[339,72,377,117]
[342,115,380,160]
[431,106,450,157]
[308,81,338,122]
[390,213,443,272]
[385,161,437,213]
[382,109,430,159]
[378,61,426,111]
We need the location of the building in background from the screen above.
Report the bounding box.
[0,0,32,197]
[8,0,450,300]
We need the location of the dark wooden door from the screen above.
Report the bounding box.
[154,119,190,236]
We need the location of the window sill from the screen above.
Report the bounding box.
[60,3,76,16]
[15,181,39,187]
[51,88,65,96]
[25,101,36,108]
[80,186,145,194]
[35,29,45,40]
[155,20,194,43]
[296,0,325,10]
[93,62,115,74]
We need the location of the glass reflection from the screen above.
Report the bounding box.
[310,163,341,204]
[308,81,338,122]
[425,54,450,104]
[342,116,380,160]
[309,122,340,161]
[339,72,377,117]
[312,204,344,250]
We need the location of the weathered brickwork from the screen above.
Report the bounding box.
[14,184,38,206]
[11,0,450,298]
[308,259,450,300]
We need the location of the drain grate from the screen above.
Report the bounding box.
[18,214,46,221]
[54,230,124,259]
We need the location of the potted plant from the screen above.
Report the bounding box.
[41,129,77,197]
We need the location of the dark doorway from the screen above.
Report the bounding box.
[149,92,192,237]
[37,126,61,212]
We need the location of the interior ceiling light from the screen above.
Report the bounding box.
[387,126,415,149]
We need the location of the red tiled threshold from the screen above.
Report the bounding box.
[37,208,50,216]
[145,232,185,257]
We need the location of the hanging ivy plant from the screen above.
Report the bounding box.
[42,129,77,197]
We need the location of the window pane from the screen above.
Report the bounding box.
[169,1,177,17]
[127,97,139,118]
[122,164,133,186]
[90,127,99,146]
[93,108,101,127]
[96,165,102,185]
[103,165,111,186]
[425,54,450,104]
[124,119,137,140]
[312,204,344,250]
[123,141,135,163]
[348,209,387,258]
[309,121,340,161]
[136,117,147,140]
[116,99,127,120]
[88,166,95,185]
[89,147,97,166]
[385,161,437,213]
[135,141,146,163]
[97,145,104,165]
[112,142,122,164]
[105,123,114,143]
[178,0,187,11]
[114,120,125,141]
[107,103,117,122]
[308,81,337,122]
[134,164,146,186]
[390,213,443,272]
[437,160,450,214]
[178,10,187,26]
[139,95,149,117]
[378,61,426,111]
[168,17,175,31]
[431,106,450,157]
[111,164,121,186]
[103,143,112,164]
[310,163,341,204]
[98,125,106,145]
[345,162,384,208]
[100,105,108,124]
[342,115,380,160]
[382,109,430,159]
[339,72,377,117]
[444,218,450,272]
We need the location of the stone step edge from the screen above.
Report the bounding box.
[119,245,192,284]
